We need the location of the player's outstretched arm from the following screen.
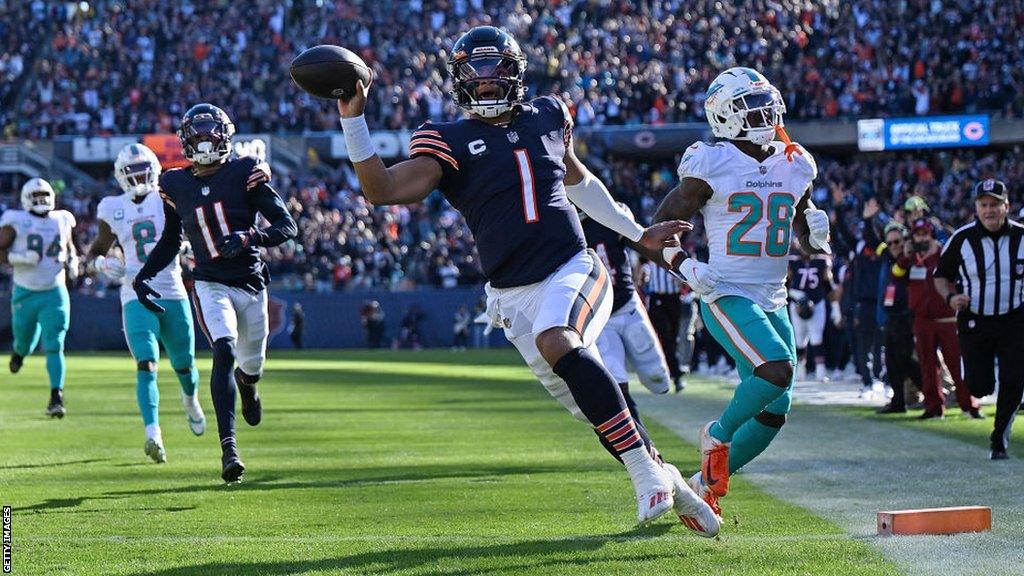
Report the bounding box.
[793,190,831,255]
[336,81,442,205]
[563,145,690,251]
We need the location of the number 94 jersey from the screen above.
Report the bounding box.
[0,209,76,291]
[96,191,186,305]
[679,140,817,311]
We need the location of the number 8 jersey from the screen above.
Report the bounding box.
[679,140,817,311]
[96,191,186,304]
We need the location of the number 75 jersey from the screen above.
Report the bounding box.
[678,140,817,311]
[97,192,186,305]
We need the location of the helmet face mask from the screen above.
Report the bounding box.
[20,178,56,215]
[705,68,786,146]
[114,143,162,198]
[448,27,526,119]
[178,104,235,166]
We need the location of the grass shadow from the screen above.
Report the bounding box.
[124,525,679,576]
[0,458,110,470]
[102,463,592,498]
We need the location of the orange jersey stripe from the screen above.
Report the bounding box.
[409,146,460,170]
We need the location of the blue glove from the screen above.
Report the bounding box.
[132,277,165,313]
[216,231,253,259]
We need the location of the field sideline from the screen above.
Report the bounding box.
[0,349,1007,575]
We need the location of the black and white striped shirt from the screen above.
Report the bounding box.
[643,262,682,295]
[936,219,1024,316]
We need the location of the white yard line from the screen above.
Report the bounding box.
[635,383,1024,576]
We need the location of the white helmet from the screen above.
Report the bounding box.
[114,143,162,198]
[704,67,786,146]
[20,178,56,215]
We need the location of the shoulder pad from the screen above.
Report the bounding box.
[410,123,459,171]
[677,141,711,182]
[243,157,272,192]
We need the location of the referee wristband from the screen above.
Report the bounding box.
[339,114,375,163]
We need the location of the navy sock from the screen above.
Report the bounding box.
[553,347,643,456]
[596,383,660,463]
[211,338,237,441]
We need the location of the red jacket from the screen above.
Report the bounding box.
[894,250,955,320]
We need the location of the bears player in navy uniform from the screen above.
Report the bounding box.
[133,104,297,482]
[335,26,718,535]
[786,253,839,381]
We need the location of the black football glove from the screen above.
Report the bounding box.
[216,231,253,259]
[132,277,165,314]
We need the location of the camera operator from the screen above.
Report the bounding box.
[935,180,1024,460]
[894,218,981,419]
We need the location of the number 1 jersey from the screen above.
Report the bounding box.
[96,191,186,305]
[409,96,586,289]
[679,140,817,311]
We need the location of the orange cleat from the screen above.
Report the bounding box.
[688,471,723,517]
[700,421,731,497]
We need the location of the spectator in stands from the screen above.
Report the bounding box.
[876,223,923,414]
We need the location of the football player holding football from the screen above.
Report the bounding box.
[133,104,297,483]
[335,26,718,535]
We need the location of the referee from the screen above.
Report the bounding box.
[643,261,684,391]
[934,179,1024,460]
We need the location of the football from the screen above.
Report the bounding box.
[289,45,373,100]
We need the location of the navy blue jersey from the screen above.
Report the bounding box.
[582,215,634,313]
[159,156,272,291]
[787,256,833,303]
[409,95,585,288]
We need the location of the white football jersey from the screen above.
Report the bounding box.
[96,192,187,304]
[0,209,76,291]
[678,140,817,311]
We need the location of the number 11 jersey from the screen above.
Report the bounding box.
[97,191,186,305]
[679,140,817,311]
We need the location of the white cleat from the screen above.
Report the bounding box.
[664,463,721,537]
[182,393,206,436]
[144,438,167,463]
[625,451,674,526]
[635,475,674,527]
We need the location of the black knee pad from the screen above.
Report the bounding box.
[755,410,787,429]
[212,338,235,365]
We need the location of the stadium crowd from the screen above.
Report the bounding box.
[4,0,1024,139]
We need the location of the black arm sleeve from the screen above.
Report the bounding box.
[934,234,962,281]
[249,183,298,248]
[137,202,183,282]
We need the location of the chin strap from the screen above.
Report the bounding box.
[774,125,802,162]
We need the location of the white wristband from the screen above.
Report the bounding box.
[340,114,375,163]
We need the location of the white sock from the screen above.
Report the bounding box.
[145,424,162,441]
[620,446,664,488]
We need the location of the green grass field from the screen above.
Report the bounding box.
[1,350,901,575]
